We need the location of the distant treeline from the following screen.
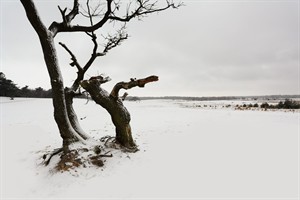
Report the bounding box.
[0,72,52,98]
[2,72,300,101]
[260,99,300,109]
[237,99,300,110]
[127,95,300,101]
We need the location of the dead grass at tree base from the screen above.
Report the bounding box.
[54,148,107,172]
[42,136,138,173]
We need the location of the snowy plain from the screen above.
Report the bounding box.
[0,97,299,200]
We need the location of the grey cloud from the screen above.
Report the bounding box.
[1,0,298,96]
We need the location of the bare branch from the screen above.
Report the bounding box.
[48,0,182,36]
[102,25,128,54]
[49,0,80,36]
[49,0,113,36]
[110,76,159,98]
[80,2,105,18]
[86,0,94,26]
[109,0,182,22]
[59,32,103,91]
[58,6,67,25]
[66,0,80,22]
[58,42,82,71]
[82,33,104,72]
[91,2,105,16]
[121,92,129,101]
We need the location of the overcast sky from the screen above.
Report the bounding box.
[1,0,299,97]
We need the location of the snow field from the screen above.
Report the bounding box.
[1,97,299,199]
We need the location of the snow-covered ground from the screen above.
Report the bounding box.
[1,97,299,200]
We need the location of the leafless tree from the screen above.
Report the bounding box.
[20,0,181,167]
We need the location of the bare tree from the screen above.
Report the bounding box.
[20,0,181,167]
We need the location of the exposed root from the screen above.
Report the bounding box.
[122,146,139,153]
[100,135,116,147]
[100,135,138,153]
[100,151,113,157]
[43,148,63,166]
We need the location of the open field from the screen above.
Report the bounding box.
[1,97,299,199]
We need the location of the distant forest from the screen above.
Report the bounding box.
[0,72,52,98]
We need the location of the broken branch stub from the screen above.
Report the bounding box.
[89,74,112,84]
[110,75,159,98]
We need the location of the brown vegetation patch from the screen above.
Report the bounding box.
[56,150,82,171]
[54,148,106,172]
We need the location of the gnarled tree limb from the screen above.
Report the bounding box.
[80,74,158,149]
[110,75,159,98]
[48,0,182,36]
[49,0,113,36]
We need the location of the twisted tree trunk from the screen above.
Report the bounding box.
[81,75,158,149]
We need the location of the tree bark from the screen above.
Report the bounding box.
[110,100,135,149]
[65,88,89,140]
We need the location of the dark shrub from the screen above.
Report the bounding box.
[261,102,269,109]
